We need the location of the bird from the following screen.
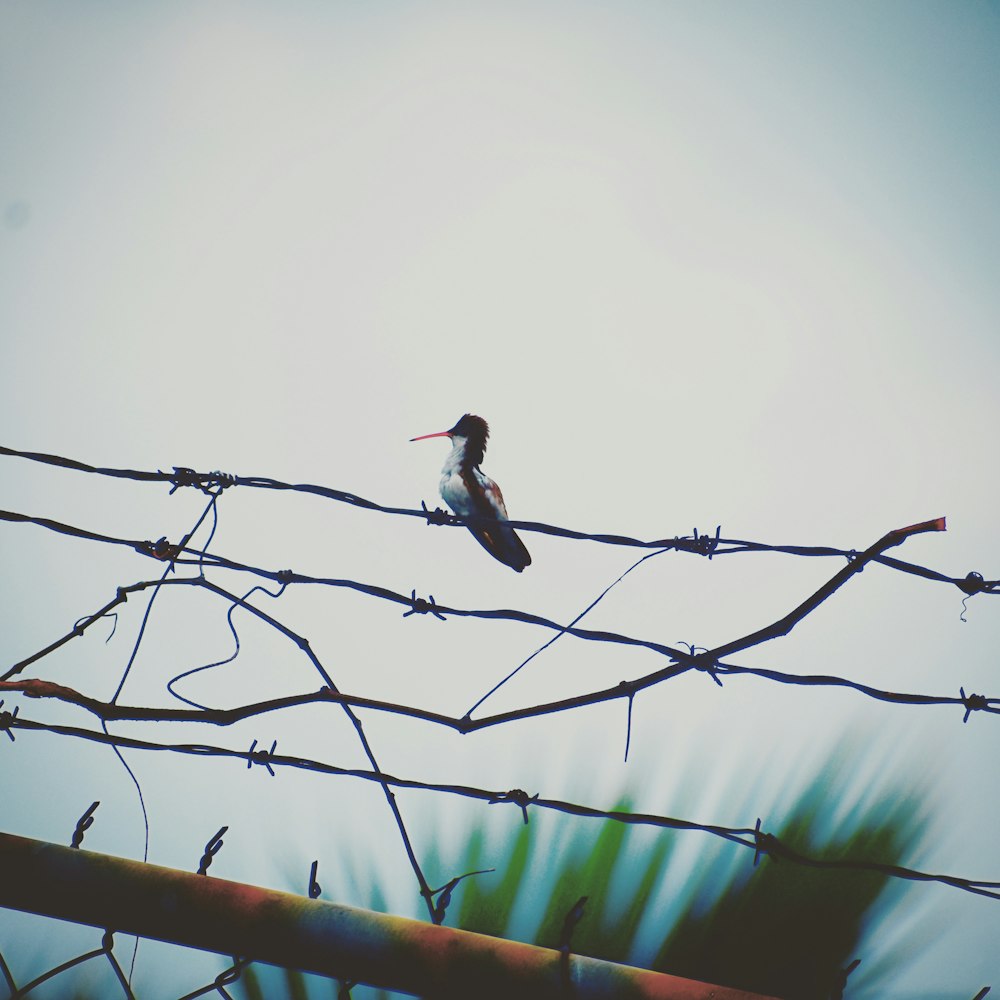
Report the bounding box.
[410,414,532,572]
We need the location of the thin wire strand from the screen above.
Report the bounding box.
[166,581,288,710]
[465,547,672,718]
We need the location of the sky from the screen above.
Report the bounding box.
[2,2,999,997]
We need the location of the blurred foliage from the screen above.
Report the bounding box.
[237,750,925,1000]
[651,784,922,998]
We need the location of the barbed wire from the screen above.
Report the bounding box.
[2,512,997,729]
[5,712,1000,904]
[2,444,998,595]
[2,443,999,995]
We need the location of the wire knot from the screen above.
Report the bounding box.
[677,642,724,687]
[558,895,589,988]
[204,469,236,495]
[0,700,19,743]
[403,590,446,620]
[692,525,722,558]
[247,738,277,776]
[753,818,776,866]
[960,687,988,724]
[168,466,236,496]
[167,466,200,494]
[308,859,322,899]
[142,536,183,561]
[71,801,100,849]
[421,501,454,526]
[198,826,228,875]
[489,788,539,824]
[958,571,986,595]
[214,957,252,990]
[694,654,724,687]
[429,868,495,925]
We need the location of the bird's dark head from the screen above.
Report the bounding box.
[410,413,491,467]
[448,414,489,467]
[448,414,489,443]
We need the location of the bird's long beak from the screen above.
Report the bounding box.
[409,430,453,442]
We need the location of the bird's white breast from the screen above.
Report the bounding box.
[439,452,506,520]
[440,469,475,516]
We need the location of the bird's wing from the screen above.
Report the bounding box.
[460,470,532,572]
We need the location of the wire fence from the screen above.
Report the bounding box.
[0,926,256,1000]
[2,444,998,997]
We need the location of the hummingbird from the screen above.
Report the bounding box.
[410,414,532,572]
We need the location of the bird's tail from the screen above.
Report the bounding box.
[469,523,532,572]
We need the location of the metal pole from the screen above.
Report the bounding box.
[0,831,778,1000]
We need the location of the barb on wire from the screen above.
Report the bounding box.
[678,643,722,687]
[403,589,446,620]
[420,500,454,526]
[146,536,184,563]
[559,895,589,948]
[198,826,228,875]
[489,788,539,825]
[71,801,100,849]
[960,688,989,724]
[73,609,119,643]
[558,895,589,992]
[622,684,636,763]
[0,700,18,742]
[691,524,722,558]
[168,467,236,497]
[247,739,278,776]
[308,860,322,899]
[3,581,136,682]
[753,818,775,867]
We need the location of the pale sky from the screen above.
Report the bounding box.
[2,3,999,997]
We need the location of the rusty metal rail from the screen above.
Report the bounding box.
[0,831,778,1000]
